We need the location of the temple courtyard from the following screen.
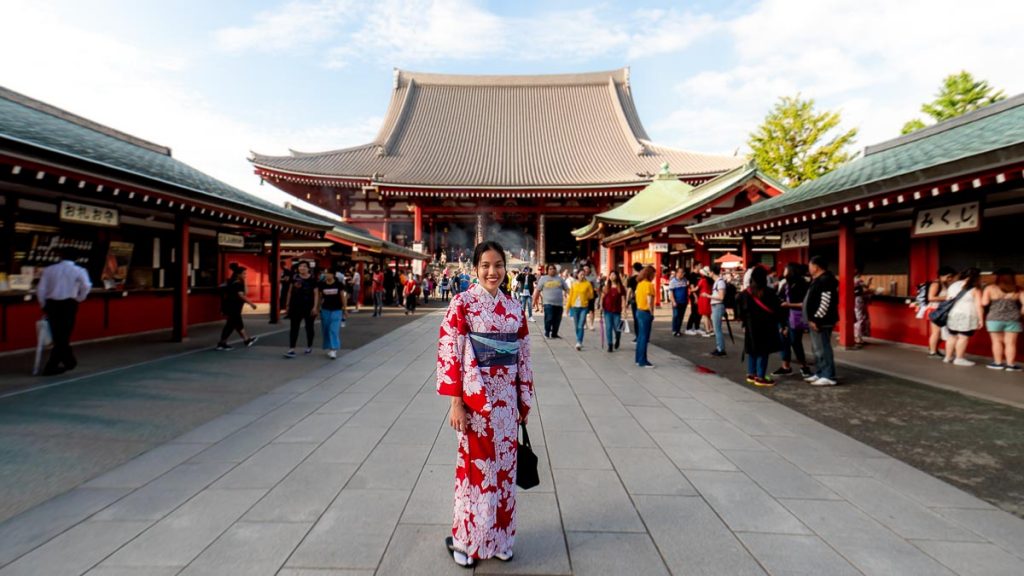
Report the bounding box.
[1,311,1024,575]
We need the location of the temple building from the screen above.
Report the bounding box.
[250,68,745,263]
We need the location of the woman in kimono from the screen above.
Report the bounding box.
[437,240,534,568]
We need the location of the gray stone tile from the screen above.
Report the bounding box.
[723,450,839,500]
[83,443,209,489]
[346,442,430,490]
[85,567,182,576]
[172,413,261,444]
[713,406,798,437]
[187,420,292,464]
[737,533,861,576]
[401,464,454,525]
[427,426,459,466]
[286,489,408,570]
[344,401,408,428]
[783,499,956,576]
[606,448,696,496]
[0,520,150,576]
[626,406,694,434]
[686,470,810,534]
[274,414,349,444]
[381,415,443,445]
[817,475,983,541]
[306,425,389,464]
[911,540,1024,576]
[535,386,579,406]
[634,495,766,576]
[271,377,325,395]
[376,524,466,576]
[243,462,357,523]
[650,432,737,471]
[659,397,721,420]
[93,461,235,521]
[100,489,266,567]
[686,418,766,451]
[934,507,1024,560]
[475,492,571,575]
[757,435,868,476]
[315,391,374,415]
[212,442,317,489]
[576,393,631,419]
[230,393,295,416]
[566,532,669,576]
[552,469,644,532]
[856,457,996,509]
[589,417,656,448]
[178,521,310,576]
[0,487,130,567]
[545,431,612,470]
[537,403,592,432]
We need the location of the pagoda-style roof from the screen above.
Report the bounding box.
[573,163,695,238]
[0,86,330,232]
[251,68,744,189]
[595,164,788,245]
[326,224,427,260]
[689,92,1024,237]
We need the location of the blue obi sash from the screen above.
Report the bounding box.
[469,332,519,367]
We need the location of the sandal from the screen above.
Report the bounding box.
[495,550,514,562]
[445,537,474,568]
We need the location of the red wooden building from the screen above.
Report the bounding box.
[250,68,745,264]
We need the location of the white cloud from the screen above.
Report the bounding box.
[215,0,356,52]
[652,0,1024,156]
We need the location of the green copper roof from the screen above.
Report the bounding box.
[572,163,695,237]
[690,93,1024,235]
[0,87,331,230]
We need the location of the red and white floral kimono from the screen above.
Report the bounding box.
[437,283,534,560]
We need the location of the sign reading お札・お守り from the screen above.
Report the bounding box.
[913,202,981,237]
[60,200,118,227]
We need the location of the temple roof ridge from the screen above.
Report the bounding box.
[393,67,630,88]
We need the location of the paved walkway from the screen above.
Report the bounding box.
[1,313,1023,575]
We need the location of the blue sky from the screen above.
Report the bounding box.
[3,0,1023,214]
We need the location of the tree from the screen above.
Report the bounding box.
[748,94,858,187]
[901,71,1006,134]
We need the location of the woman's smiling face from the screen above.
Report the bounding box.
[476,250,506,294]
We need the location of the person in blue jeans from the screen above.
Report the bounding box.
[634,266,656,367]
[737,266,785,387]
[568,269,595,350]
[668,267,689,336]
[803,256,839,386]
[534,264,568,339]
[602,270,626,352]
[709,267,728,356]
[318,273,344,359]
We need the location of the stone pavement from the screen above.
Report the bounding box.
[1,313,1024,575]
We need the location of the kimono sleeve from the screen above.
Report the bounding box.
[436,296,468,397]
[515,309,535,419]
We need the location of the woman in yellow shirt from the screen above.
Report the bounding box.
[634,266,656,367]
[568,269,595,350]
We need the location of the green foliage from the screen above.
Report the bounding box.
[902,71,1006,134]
[747,94,858,187]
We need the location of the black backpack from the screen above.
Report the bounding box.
[723,282,738,311]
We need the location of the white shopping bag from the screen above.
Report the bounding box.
[33,318,52,376]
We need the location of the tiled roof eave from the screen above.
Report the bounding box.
[1,136,331,231]
[689,142,1024,236]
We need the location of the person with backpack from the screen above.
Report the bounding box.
[916,266,957,358]
[709,266,729,357]
[772,263,812,379]
[738,266,787,387]
[668,267,689,337]
[803,256,839,386]
[216,263,258,351]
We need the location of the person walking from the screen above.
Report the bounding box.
[772,263,812,379]
[516,267,537,323]
[626,262,643,340]
[372,265,385,317]
[36,248,91,375]
[534,264,568,339]
[709,266,728,357]
[215,263,258,351]
[920,266,957,358]
[668,267,689,337]
[685,263,703,335]
[737,266,786,387]
[437,240,534,568]
[634,265,656,367]
[982,268,1023,371]
[583,264,598,331]
[284,261,318,358]
[602,270,626,352]
[853,266,872,348]
[696,267,714,337]
[803,256,839,386]
[404,273,420,315]
[350,267,362,313]
[568,269,595,350]
[943,267,984,366]
[278,259,293,314]
[318,271,345,359]
[440,273,451,302]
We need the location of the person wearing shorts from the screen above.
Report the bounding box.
[982,268,1024,371]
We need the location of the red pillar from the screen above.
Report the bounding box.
[413,204,423,243]
[654,250,663,307]
[269,231,281,324]
[172,214,190,341]
[694,242,709,267]
[606,246,616,277]
[837,220,856,348]
[623,248,632,274]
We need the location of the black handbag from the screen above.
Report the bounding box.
[929,287,968,328]
[516,423,540,490]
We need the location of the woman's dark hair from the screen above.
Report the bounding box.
[937,265,956,277]
[228,262,246,281]
[809,255,829,270]
[641,265,656,281]
[784,262,804,280]
[959,267,981,289]
[994,268,1018,292]
[749,265,768,297]
[606,270,624,292]
[472,240,506,267]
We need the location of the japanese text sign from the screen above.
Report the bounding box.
[780,228,810,249]
[60,200,119,227]
[912,202,980,237]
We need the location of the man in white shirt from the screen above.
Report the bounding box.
[36,250,92,375]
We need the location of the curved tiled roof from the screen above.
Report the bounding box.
[252,68,743,188]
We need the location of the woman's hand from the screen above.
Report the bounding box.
[449,398,469,432]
